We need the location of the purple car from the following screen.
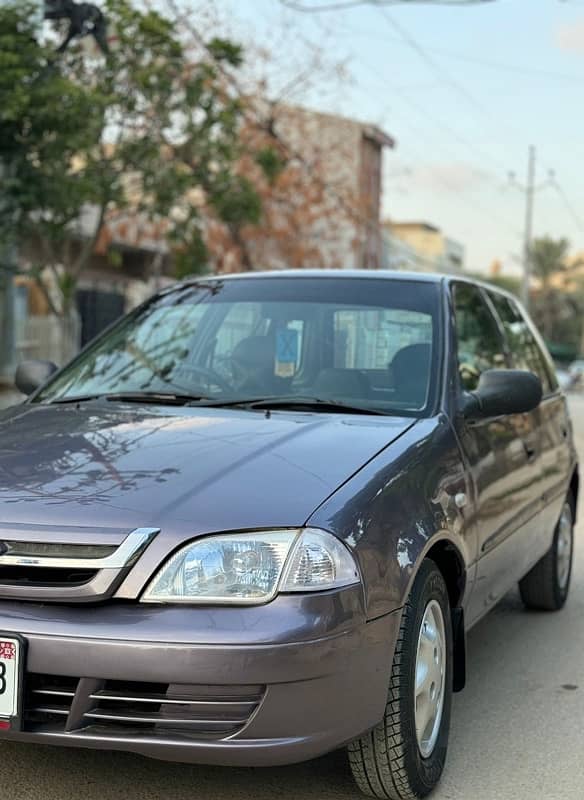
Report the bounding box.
[0,272,577,799]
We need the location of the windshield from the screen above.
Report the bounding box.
[35,277,441,416]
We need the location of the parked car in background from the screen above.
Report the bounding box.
[569,359,584,385]
[0,271,577,800]
[557,368,578,392]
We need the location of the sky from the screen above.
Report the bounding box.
[211,0,584,276]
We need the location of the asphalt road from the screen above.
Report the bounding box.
[2,398,584,799]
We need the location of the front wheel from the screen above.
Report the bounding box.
[348,559,453,800]
[519,494,575,611]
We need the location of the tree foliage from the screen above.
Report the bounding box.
[0,0,274,311]
[529,236,570,288]
[528,236,571,343]
[0,3,102,247]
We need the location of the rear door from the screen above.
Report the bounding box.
[487,291,573,551]
[451,282,544,626]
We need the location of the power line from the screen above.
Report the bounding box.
[358,56,509,173]
[339,11,584,213]
[372,6,561,189]
[280,0,494,10]
[420,47,584,84]
[352,10,584,190]
[281,0,369,11]
[338,26,584,84]
[552,180,584,234]
[379,123,522,241]
[288,0,584,233]
[376,6,489,114]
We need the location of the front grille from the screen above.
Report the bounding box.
[0,527,158,602]
[24,674,77,730]
[24,673,264,741]
[0,566,97,587]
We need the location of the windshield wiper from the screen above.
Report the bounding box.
[194,395,390,416]
[49,391,211,406]
[48,394,104,405]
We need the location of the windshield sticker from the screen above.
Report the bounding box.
[275,329,299,378]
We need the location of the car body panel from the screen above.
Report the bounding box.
[308,415,474,620]
[0,607,401,766]
[453,407,545,625]
[0,401,413,540]
[0,270,578,766]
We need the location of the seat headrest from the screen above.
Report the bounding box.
[314,368,369,398]
[232,336,275,370]
[391,343,431,383]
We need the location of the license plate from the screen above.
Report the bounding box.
[0,637,22,720]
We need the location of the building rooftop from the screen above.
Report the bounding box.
[278,103,396,149]
[387,221,442,233]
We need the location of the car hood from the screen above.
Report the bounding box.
[0,402,415,540]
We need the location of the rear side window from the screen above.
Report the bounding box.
[453,283,507,391]
[488,292,556,395]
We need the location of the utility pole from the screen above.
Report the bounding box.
[521,145,536,309]
[508,145,554,312]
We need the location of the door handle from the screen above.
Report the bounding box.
[522,440,537,462]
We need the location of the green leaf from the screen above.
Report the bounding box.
[206,38,244,67]
[255,147,287,184]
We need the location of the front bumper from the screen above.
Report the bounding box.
[0,589,401,766]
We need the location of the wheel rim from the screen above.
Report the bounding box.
[415,599,446,759]
[556,502,573,592]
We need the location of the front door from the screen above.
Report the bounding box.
[451,282,543,626]
[487,290,573,552]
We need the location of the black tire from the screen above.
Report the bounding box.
[519,492,575,611]
[348,559,453,800]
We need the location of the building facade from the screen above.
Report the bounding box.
[265,105,395,271]
[383,221,465,274]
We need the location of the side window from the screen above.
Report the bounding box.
[453,283,507,391]
[488,292,555,395]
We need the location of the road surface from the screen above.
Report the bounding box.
[1,397,584,799]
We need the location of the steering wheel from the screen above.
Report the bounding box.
[171,365,233,395]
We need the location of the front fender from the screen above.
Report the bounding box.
[307,416,475,619]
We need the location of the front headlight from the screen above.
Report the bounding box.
[141,528,360,605]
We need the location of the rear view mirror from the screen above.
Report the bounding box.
[463,369,543,420]
[15,360,58,396]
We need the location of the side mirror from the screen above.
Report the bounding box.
[15,360,58,396]
[462,369,543,420]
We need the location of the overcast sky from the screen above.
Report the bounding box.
[214,0,584,275]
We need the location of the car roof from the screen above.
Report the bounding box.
[172,269,521,306]
[183,269,445,284]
